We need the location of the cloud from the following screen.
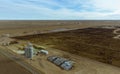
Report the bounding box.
[0,0,120,20]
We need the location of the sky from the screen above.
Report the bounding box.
[0,0,120,20]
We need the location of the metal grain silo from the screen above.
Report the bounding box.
[24,42,34,59]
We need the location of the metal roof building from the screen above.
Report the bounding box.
[48,56,74,70]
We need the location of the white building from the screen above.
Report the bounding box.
[24,42,34,59]
[39,50,49,55]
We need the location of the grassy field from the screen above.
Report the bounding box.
[13,27,120,67]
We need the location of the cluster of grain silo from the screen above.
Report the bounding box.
[48,56,74,70]
[24,42,34,59]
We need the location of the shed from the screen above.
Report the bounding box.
[53,57,67,66]
[47,56,74,70]
[47,56,58,62]
[60,61,74,70]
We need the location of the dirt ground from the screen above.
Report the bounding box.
[0,53,32,74]
[0,20,120,74]
[12,28,120,74]
[5,42,120,74]
[33,47,120,74]
[0,20,119,36]
[14,27,120,67]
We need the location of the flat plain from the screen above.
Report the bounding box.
[1,20,120,74]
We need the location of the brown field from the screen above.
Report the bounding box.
[0,20,120,35]
[1,20,120,74]
[0,53,31,74]
[13,27,120,67]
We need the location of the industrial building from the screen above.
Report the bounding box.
[24,42,34,59]
[48,56,74,70]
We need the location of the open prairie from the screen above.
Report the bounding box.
[0,20,120,36]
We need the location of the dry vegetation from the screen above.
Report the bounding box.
[13,27,120,67]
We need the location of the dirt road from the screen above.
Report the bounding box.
[113,28,120,39]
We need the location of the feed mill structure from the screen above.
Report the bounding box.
[24,42,34,59]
